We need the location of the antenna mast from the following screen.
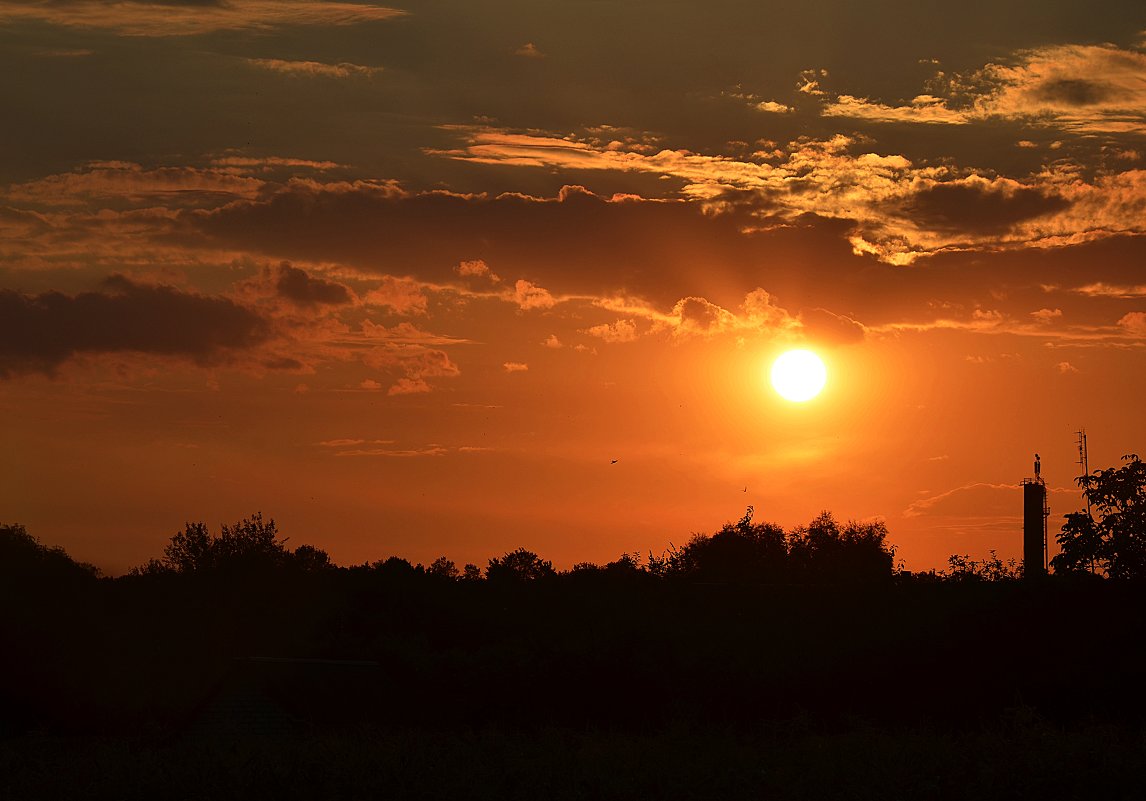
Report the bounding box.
[1076,428,1091,516]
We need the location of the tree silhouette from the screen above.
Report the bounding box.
[1053,454,1146,579]
[0,523,100,587]
[426,556,460,580]
[667,506,787,582]
[486,548,555,582]
[787,512,894,583]
[141,513,325,575]
[291,543,333,572]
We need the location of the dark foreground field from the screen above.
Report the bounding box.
[4,716,1146,801]
[5,531,1146,799]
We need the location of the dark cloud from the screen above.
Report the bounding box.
[0,275,268,377]
[189,182,860,306]
[906,182,1070,234]
[1032,78,1115,107]
[274,262,353,307]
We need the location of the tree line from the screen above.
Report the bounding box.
[113,506,898,586]
[3,453,1144,590]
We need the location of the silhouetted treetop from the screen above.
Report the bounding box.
[788,513,894,584]
[663,508,894,584]
[486,548,555,582]
[135,513,330,576]
[0,523,100,588]
[666,506,787,582]
[1053,454,1146,580]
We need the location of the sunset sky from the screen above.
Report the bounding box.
[3,0,1145,574]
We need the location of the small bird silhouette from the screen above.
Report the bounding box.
[610,459,618,464]
[743,486,747,492]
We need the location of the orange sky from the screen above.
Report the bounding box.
[2,1,1145,574]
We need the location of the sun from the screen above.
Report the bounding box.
[770,349,827,402]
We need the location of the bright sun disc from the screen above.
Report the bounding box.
[770,349,827,402]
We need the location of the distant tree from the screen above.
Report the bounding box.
[426,556,460,580]
[291,543,333,572]
[370,556,422,580]
[1053,454,1146,579]
[163,521,215,573]
[787,512,894,583]
[461,563,483,582]
[486,548,555,582]
[0,523,100,587]
[667,507,788,582]
[215,512,288,571]
[147,513,327,575]
[603,553,643,577]
[645,549,672,579]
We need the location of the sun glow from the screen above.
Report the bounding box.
[770,349,827,402]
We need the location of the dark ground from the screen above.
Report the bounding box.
[4,565,1146,799]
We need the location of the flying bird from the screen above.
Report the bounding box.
[610,459,618,464]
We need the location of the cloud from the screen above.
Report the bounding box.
[799,307,866,345]
[1118,311,1146,336]
[513,279,556,310]
[0,0,406,37]
[585,319,639,343]
[208,156,343,171]
[983,44,1146,134]
[818,44,1146,135]
[515,43,544,58]
[502,362,529,372]
[4,163,265,207]
[671,296,737,337]
[821,94,970,125]
[742,288,800,333]
[274,263,354,307]
[434,128,1146,264]
[388,377,432,395]
[755,101,792,113]
[359,321,469,346]
[364,343,461,395]
[326,442,489,457]
[542,334,563,348]
[362,276,428,315]
[0,275,268,377]
[1030,308,1063,323]
[1057,361,1079,373]
[905,178,1069,235]
[903,482,1020,518]
[455,259,500,283]
[360,379,383,390]
[247,58,383,79]
[1072,282,1146,299]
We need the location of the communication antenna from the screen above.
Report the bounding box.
[1076,428,1091,516]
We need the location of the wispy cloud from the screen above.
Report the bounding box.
[3,163,265,207]
[247,58,383,79]
[0,1,406,37]
[434,127,1146,264]
[817,43,1146,135]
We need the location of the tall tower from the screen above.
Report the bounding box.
[1021,453,1048,578]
